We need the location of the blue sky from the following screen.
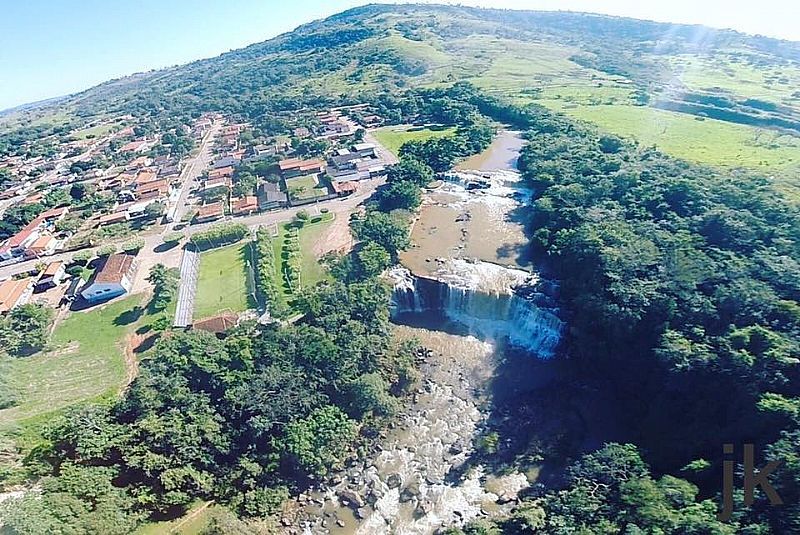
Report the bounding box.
[1,0,798,111]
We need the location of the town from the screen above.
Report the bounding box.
[0,104,398,327]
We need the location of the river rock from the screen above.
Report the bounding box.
[338,488,366,508]
[356,507,369,519]
[386,473,403,489]
[336,519,346,528]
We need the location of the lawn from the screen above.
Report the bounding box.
[551,103,800,171]
[271,213,335,310]
[70,122,115,140]
[0,294,145,434]
[194,243,255,320]
[373,125,457,155]
[136,501,224,535]
[286,173,329,201]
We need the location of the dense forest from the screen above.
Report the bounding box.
[2,3,800,533]
[0,277,419,532]
[411,85,800,533]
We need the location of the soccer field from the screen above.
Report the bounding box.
[193,243,255,320]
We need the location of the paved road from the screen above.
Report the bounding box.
[166,122,221,233]
[0,177,384,281]
[174,247,199,327]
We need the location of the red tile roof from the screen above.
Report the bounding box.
[0,278,33,313]
[232,196,258,214]
[43,261,64,276]
[193,312,238,334]
[93,254,135,284]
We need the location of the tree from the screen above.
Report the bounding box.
[122,237,145,253]
[376,179,422,211]
[284,405,357,478]
[69,182,94,202]
[144,202,166,220]
[356,242,392,279]
[72,250,93,265]
[346,373,398,417]
[295,210,310,225]
[351,211,410,258]
[147,264,180,312]
[97,244,116,257]
[163,232,184,245]
[0,304,54,356]
[387,157,434,186]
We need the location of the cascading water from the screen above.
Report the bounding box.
[389,259,563,358]
[297,131,565,535]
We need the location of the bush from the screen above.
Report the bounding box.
[97,244,116,257]
[189,222,248,250]
[163,232,184,245]
[253,228,287,318]
[122,237,145,253]
[72,250,92,265]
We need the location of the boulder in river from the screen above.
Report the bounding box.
[386,473,403,489]
[338,488,366,508]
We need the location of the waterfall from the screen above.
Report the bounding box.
[388,260,564,358]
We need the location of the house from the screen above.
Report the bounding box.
[293,127,310,138]
[212,156,240,170]
[128,156,152,169]
[331,181,357,197]
[352,143,376,157]
[119,140,150,153]
[195,201,225,223]
[64,276,83,303]
[158,163,182,179]
[135,179,170,199]
[98,211,130,226]
[81,254,138,303]
[208,166,235,180]
[35,261,66,291]
[23,192,44,205]
[39,206,70,223]
[278,158,324,178]
[135,170,159,185]
[1,219,43,258]
[231,196,258,216]
[25,233,58,258]
[0,277,35,313]
[318,121,350,137]
[329,152,363,172]
[192,312,238,336]
[258,182,288,211]
[361,114,384,126]
[203,176,232,192]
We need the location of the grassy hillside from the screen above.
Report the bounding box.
[3,4,799,172]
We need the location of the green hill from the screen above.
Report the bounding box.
[3,4,800,173]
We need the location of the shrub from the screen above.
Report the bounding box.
[189,222,248,250]
[96,244,116,257]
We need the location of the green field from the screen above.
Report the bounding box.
[272,213,335,308]
[373,125,457,155]
[286,174,329,201]
[668,53,800,105]
[550,103,800,171]
[194,243,255,320]
[136,501,222,535]
[70,122,115,140]
[0,294,144,433]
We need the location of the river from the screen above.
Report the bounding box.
[294,130,564,535]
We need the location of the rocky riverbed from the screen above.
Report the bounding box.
[292,326,531,535]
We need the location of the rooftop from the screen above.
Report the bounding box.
[0,278,33,313]
[92,254,136,285]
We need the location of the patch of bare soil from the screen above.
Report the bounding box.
[313,214,354,258]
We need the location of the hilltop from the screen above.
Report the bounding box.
[3,4,800,174]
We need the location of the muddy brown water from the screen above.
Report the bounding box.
[294,131,551,535]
